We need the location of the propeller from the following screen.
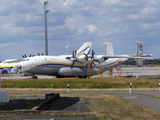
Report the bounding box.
[70,50,77,69]
[22,54,27,58]
[22,52,44,58]
[29,54,32,57]
[85,50,96,67]
[66,50,82,69]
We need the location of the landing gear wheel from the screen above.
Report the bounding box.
[32,75,38,79]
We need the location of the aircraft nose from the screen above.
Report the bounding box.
[18,66,22,70]
[15,64,21,68]
[15,64,22,70]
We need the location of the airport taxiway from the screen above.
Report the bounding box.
[3,90,160,119]
[0,74,55,80]
[1,89,160,120]
[1,66,160,80]
[8,90,160,113]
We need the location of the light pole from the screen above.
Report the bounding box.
[44,1,49,55]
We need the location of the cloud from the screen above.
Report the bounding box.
[0,0,160,59]
[100,0,134,7]
[86,25,98,33]
[128,14,139,20]
[140,7,156,15]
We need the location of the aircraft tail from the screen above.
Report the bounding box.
[76,42,92,55]
[104,43,114,55]
[136,41,144,67]
[136,41,144,56]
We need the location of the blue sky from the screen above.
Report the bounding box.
[0,0,160,60]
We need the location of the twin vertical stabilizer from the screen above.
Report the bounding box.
[104,43,114,55]
[136,41,144,56]
[76,42,92,55]
[136,41,144,67]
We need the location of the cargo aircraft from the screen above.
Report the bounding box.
[4,41,156,78]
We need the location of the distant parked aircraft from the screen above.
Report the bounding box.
[0,60,18,74]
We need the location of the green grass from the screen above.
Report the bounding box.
[60,93,160,119]
[2,77,160,119]
[1,77,160,88]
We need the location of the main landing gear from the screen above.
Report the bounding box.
[32,75,38,79]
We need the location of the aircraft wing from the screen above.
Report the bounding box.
[100,55,157,60]
[3,59,23,63]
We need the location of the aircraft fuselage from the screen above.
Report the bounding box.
[18,56,128,77]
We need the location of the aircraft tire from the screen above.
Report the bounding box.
[32,76,38,79]
[78,76,87,79]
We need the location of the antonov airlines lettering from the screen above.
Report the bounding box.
[3,41,156,78]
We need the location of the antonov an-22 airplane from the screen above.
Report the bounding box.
[4,41,156,78]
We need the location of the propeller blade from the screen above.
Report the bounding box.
[84,53,88,62]
[85,63,88,68]
[91,50,95,58]
[72,50,75,58]
[92,62,96,66]
[71,61,75,69]
[75,50,77,57]
[29,54,32,57]
[22,55,25,58]
[24,54,27,58]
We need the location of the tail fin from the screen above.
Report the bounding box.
[136,41,144,56]
[136,41,144,67]
[76,42,92,55]
[104,43,114,55]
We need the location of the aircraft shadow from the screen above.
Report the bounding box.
[48,97,88,112]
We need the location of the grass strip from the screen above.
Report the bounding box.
[1,78,160,89]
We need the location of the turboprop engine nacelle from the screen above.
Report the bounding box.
[77,55,86,63]
[57,67,85,76]
[96,56,108,63]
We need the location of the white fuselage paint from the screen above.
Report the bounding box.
[17,56,128,77]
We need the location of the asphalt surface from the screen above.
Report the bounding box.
[43,97,89,113]
[1,95,97,120]
[0,74,55,80]
[8,90,160,113]
[2,90,160,119]
[110,92,160,112]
